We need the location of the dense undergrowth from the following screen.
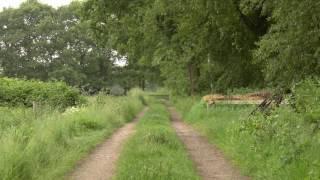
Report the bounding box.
[115,103,200,180]
[173,79,320,179]
[0,95,143,180]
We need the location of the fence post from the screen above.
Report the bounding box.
[32,101,35,113]
[32,101,38,116]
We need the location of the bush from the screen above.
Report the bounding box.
[235,79,320,179]
[127,87,144,97]
[293,78,320,123]
[0,77,82,109]
[110,85,125,96]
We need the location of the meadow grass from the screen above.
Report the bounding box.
[174,97,320,179]
[115,102,200,180]
[0,96,143,180]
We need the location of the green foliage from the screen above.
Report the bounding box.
[0,96,143,180]
[171,96,200,116]
[83,0,263,94]
[128,88,147,105]
[127,88,144,97]
[239,113,320,178]
[110,84,125,96]
[115,103,200,180]
[174,87,320,179]
[0,77,82,108]
[0,1,115,91]
[293,79,320,123]
[238,79,320,178]
[83,0,319,94]
[254,0,320,85]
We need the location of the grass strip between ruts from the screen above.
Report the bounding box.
[115,103,200,180]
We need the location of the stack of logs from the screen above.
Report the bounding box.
[202,91,272,106]
[202,91,285,115]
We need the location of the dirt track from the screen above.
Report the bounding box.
[168,107,249,180]
[68,105,248,180]
[68,107,148,180]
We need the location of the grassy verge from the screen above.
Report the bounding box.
[115,103,200,180]
[0,96,143,180]
[173,97,320,179]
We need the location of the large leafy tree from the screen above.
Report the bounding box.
[83,0,163,91]
[0,0,55,79]
[254,0,320,86]
[83,0,263,94]
[84,0,320,94]
[0,0,115,91]
[2,0,318,94]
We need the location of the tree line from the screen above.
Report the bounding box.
[83,0,320,95]
[1,0,319,95]
[0,0,160,93]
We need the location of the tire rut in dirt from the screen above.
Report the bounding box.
[68,107,148,180]
[168,107,249,180]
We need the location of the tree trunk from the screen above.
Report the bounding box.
[188,63,195,96]
[139,76,145,90]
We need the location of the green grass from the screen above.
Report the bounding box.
[173,99,254,175]
[174,97,320,180]
[115,103,200,180]
[0,96,143,180]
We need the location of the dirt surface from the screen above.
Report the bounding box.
[68,107,148,180]
[168,107,249,180]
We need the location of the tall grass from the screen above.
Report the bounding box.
[174,97,320,179]
[0,96,143,180]
[115,103,200,180]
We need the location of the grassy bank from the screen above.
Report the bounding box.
[115,103,200,180]
[0,95,143,180]
[173,96,320,179]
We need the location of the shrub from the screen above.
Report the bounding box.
[110,84,125,96]
[0,77,82,109]
[292,78,320,123]
[234,79,320,179]
[127,87,144,97]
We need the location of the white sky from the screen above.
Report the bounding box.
[0,0,72,9]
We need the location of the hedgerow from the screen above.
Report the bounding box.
[0,78,82,108]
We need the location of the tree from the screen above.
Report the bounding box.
[83,0,264,94]
[0,0,55,79]
[0,0,116,91]
[254,0,320,86]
